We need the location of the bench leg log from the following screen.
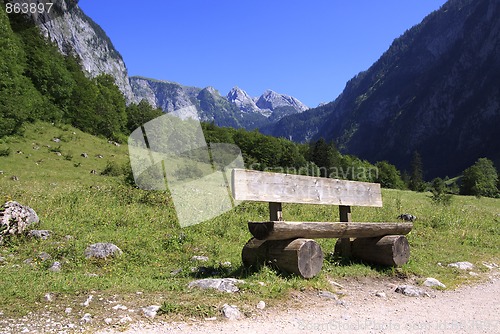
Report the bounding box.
[335,235,410,267]
[242,238,324,279]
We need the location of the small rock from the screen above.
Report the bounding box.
[170,268,182,276]
[52,138,61,143]
[318,291,338,300]
[104,318,113,325]
[0,256,6,264]
[28,230,52,240]
[375,292,387,298]
[65,308,72,314]
[221,304,242,320]
[220,261,232,267]
[11,176,19,181]
[81,153,88,158]
[119,316,132,324]
[82,295,93,307]
[96,155,104,159]
[90,170,97,175]
[49,261,62,272]
[395,285,430,297]
[112,304,128,311]
[188,278,244,293]
[38,252,52,261]
[329,280,345,289]
[205,317,217,321]
[482,262,498,270]
[142,305,160,319]
[448,262,474,270]
[44,293,54,302]
[256,301,266,310]
[80,313,92,323]
[84,243,122,259]
[55,152,62,156]
[424,277,446,289]
[191,255,209,262]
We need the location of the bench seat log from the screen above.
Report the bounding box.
[248,221,413,241]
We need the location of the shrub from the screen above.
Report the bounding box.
[101,161,125,177]
[0,147,11,157]
[429,177,453,205]
[460,158,499,198]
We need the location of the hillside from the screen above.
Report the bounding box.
[0,122,499,331]
[266,0,500,179]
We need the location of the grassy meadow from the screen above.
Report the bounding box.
[0,122,499,318]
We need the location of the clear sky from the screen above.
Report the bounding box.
[78,0,447,107]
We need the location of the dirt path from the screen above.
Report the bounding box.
[101,272,500,334]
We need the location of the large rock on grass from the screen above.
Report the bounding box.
[0,201,39,244]
[84,243,123,259]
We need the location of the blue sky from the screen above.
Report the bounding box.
[78,0,447,107]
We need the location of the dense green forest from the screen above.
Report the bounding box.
[0,6,498,197]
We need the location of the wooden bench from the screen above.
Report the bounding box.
[231,169,413,278]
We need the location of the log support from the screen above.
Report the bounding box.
[335,235,410,267]
[242,238,324,278]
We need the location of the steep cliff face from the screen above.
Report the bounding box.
[269,0,500,178]
[38,3,134,102]
[130,77,308,130]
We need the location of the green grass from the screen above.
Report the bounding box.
[0,122,499,318]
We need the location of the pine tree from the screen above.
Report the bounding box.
[409,151,425,191]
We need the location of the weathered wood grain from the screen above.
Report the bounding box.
[248,221,413,240]
[231,169,382,207]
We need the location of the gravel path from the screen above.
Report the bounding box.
[102,272,500,334]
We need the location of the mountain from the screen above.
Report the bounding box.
[32,3,307,129]
[266,0,500,178]
[130,76,308,130]
[37,2,134,102]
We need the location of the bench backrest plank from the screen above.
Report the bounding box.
[232,169,382,207]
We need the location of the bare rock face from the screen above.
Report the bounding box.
[256,89,309,113]
[227,87,264,115]
[0,201,39,244]
[38,3,134,103]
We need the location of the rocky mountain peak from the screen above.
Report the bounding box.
[256,90,308,112]
[227,87,261,114]
[203,86,220,96]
